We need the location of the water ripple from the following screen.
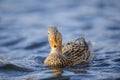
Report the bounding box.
[24,41,47,50]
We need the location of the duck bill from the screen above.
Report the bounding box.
[51,36,58,48]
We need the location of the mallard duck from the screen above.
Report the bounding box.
[44,26,93,67]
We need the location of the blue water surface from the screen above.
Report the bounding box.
[0,0,120,80]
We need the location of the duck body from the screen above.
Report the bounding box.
[44,27,93,67]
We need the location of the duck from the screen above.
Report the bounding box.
[44,26,93,67]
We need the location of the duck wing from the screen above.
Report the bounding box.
[62,37,93,65]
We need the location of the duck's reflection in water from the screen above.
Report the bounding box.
[50,65,88,80]
[51,68,63,77]
[47,68,69,80]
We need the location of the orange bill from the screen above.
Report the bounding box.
[51,36,58,48]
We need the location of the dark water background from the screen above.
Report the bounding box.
[0,0,120,80]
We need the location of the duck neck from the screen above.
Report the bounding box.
[51,46,62,54]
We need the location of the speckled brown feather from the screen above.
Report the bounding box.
[62,37,93,65]
[44,53,73,67]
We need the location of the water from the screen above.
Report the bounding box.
[0,0,120,80]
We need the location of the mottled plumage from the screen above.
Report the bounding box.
[44,26,93,67]
[62,37,93,65]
